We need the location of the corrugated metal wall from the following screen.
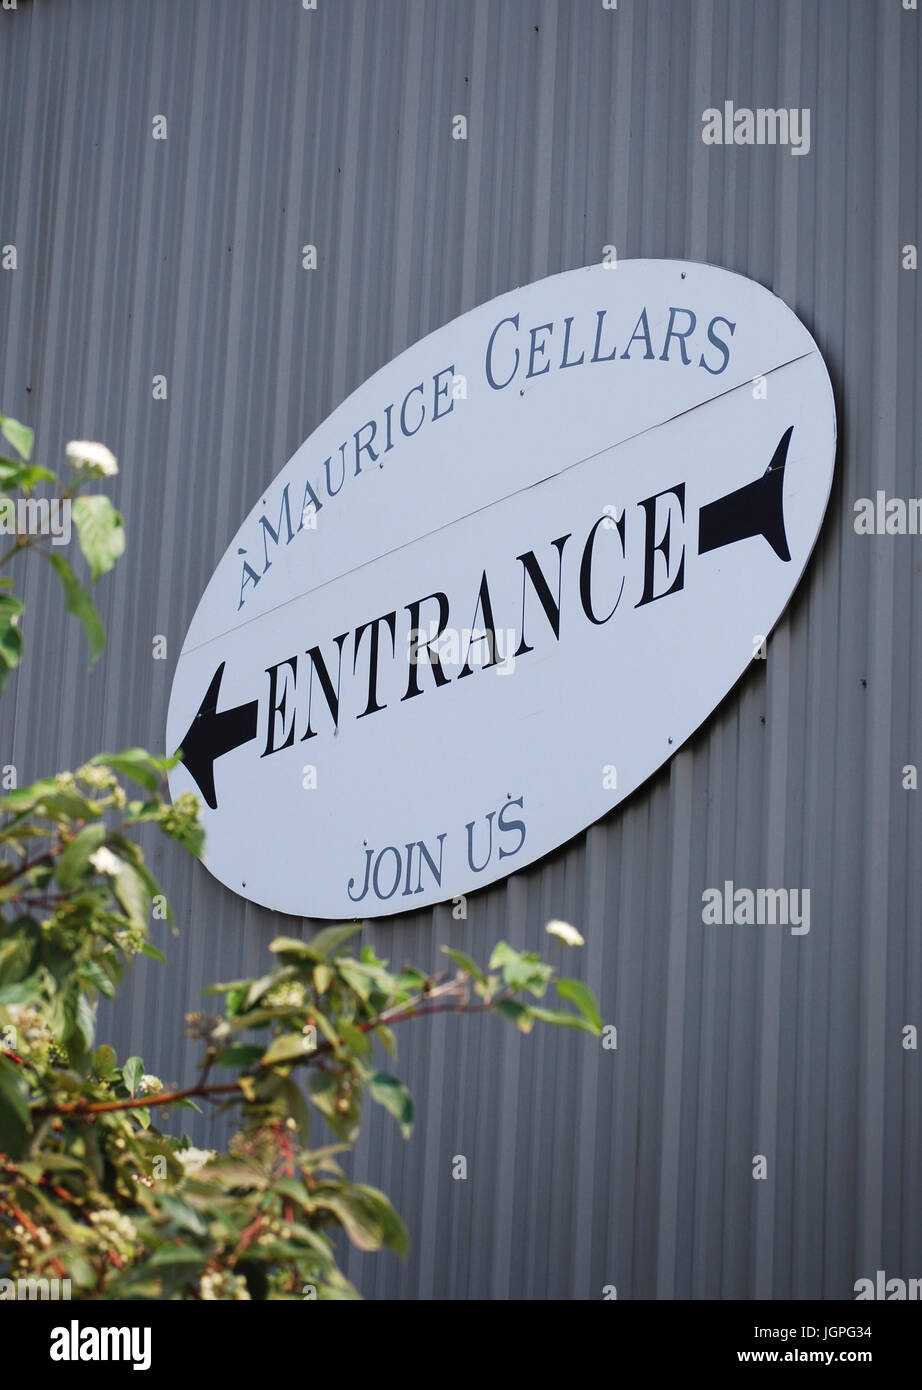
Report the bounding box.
[1,0,920,1299]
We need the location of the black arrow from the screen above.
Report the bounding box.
[698,425,793,563]
[176,662,258,810]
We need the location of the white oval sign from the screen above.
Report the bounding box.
[167,261,836,919]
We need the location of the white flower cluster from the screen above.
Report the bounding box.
[546,919,585,947]
[78,765,114,789]
[264,981,306,1009]
[175,1146,216,1176]
[4,1003,41,1035]
[199,1271,251,1301]
[88,1207,138,1259]
[65,440,118,477]
[2,1004,55,1059]
[9,1221,52,1278]
[12,1221,52,1253]
[89,846,121,877]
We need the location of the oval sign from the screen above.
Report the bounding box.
[167,261,836,918]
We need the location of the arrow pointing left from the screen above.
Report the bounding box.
[176,662,258,810]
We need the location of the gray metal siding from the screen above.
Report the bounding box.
[1,0,920,1298]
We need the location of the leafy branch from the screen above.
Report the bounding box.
[0,411,603,1299]
[0,415,124,687]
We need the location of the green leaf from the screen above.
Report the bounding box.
[92,1044,118,1075]
[244,968,291,1009]
[0,775,99,821]
[0,917,39,986]
[147,1245,207,1268]
[0,1056,30,1158]
[527,1004,599,1034]
[373,1023,397,1060]
[0,457,55,492]
[48,554,106,664]
[0,775,59,814]
[158,1195,209,1237]
[91,748,165,792]
[68,1257,97,1291]
[122,1055,144,1095]
[268,923,362,960]
[396,966,430,992]
[489,941,553,997]
[310,1008,343,1053]
[55,822,107,890]
[24,1153,86,1176]
[115,854,172,929]
[306,1070,337,1118]
[133,1106,151,1129]
[114,860,151,931]
[555,977,603,1033]
[139,941,168,964]
[314,1184,408,1256]
[261,1032,315,1066]
[369,1071,414,1139]
[273,1177,317,1212]
[217,1043,265,1069]
[0,416,34,461]
[337,1021,370,1057]
[0,1055,29,1120]
[356,1184,410,1259]
[336,961,372,1000]
[0,980,40,1007]
[74,991,97,1057]
[495,999,535,1033]
[268,936,318,960]
[222,984,247,1016]
[441,946,486,983]
[307,1071,359,1141]
[277,1076,312,1143]
[71,494,126,583]
[0,582,24,690]
[308,922,363,957]
[79,958,117,999]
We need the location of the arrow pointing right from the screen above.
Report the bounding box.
[176,661,258,811]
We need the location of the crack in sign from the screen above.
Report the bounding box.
[178,351,815,663]
[176,424,798,810]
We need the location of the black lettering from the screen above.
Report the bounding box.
[635,485,686,607]
[515,535,571,656]
[301,634,348,740]
[354,612,397,717]
[262,657,298,756]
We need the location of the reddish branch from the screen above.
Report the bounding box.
[0,1159,79,1207]
[0,1191,68,1280]
[275,1120,296,1225]
[229,1212,266,1266]
[35,988,491,1120]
